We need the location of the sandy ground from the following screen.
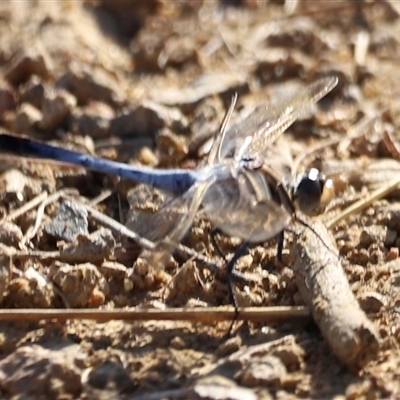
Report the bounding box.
[0,1,400,399]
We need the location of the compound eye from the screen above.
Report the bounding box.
[293,168,335,216]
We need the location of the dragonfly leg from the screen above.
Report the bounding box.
[224,240,250,337]
[226,240,250,310]
[277,230,285,263]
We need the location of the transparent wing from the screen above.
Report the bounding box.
[127,181,211,269]
[201,171,291,242]
[219,76,338,161]
[207,93,237,166]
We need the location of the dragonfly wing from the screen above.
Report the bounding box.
[202,172,291,243]
[127,181,211,269]
[207,93,237,166]
[219,76,338,160]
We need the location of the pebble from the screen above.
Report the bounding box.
[45,200,88,242]
[358,291,386,313]
[20,76,46,109]
[359,225,396,247]
[86,360,133,392]
[0,85,17,116]
[4,52,51,86]
[216,336,242,357]
[13,102,42,133]
[39,89,77,130]
[56,65,123,105]
[194,376,257,400]
[0,344,82,397]
[58,228,116,264]
[0,221,23,247]
[238,356,287,387]
[49,261,108,307]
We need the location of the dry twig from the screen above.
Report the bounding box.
[290,218,380,369]
[1,191,48,223]
[0,305,309,323]
[326,177,400,228]
[22,188,78,245]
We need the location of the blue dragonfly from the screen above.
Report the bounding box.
[0,76,338,304]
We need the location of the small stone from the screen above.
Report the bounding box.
[216,336,242,357]
[49,261,108,307]
[94,0,159,37]
[194,376,257,400]
[238,356,287,387]
[138,146,158,166]
[0,85,17,116]
[359,225,396,247]
[56,65,123,105]
[13,102,42,133]
[358,291,386,313]
[87,360,134,392]
[109,100,187,138]
[74,112,111,138]
[4,52,51,86]
[0,344,82,397]
[58,228,116,264]
[381,204,400,231]
[0,169,27,202]
[99,261,128,279]
[170,336,186,350]
[88,287,106,307]
[123,278,134,292]
[0,221,23,247]
[6,276,55,308]
[24,266,48,289]
[0,169,46,202]
[114,294,128,307]
[70,101,114,139]
[20,76,46,109]
[39,89,77,131]
[45,200,88,242]
[387,247,399,261]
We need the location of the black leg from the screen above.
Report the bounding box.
[224,240,250,337]
[277,230,285,263]
[225,240,250,310]
[210,230,250,337]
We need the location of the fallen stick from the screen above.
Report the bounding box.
[290,218,380,369]
[0,306,309,324]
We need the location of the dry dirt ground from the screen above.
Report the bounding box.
[0,1,400,399]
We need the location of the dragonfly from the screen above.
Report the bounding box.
[0,75,338,306]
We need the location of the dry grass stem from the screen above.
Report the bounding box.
[0,306,310,323]
[326,177,400,228]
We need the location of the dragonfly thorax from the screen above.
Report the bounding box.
[239,155,264,171]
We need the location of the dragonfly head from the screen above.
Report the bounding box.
[292,168,335,216]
